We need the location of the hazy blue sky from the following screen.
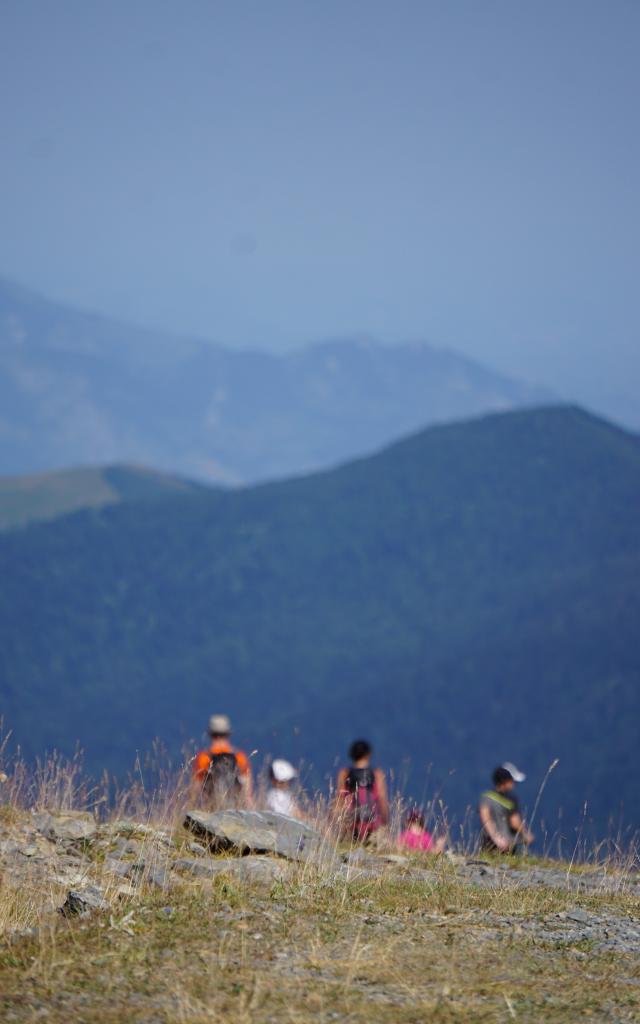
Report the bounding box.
[1,1,639,418]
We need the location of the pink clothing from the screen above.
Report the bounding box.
[399,828,434,852]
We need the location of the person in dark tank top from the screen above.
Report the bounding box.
[335,739,389,841]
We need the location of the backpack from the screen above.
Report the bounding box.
[202,751,241,806]
[343,766,381,838]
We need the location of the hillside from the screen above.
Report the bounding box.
[0,276,550,482]
[1,804,638,1023]
[0,406,638,836]
[0,465,203,530]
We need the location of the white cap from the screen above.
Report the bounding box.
[502,761,526,783]
[271,759,296,783]
[209,714,231,735]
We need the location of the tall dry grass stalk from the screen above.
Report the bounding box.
[0,729,637,870]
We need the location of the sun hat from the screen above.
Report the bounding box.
[501,761,526,783]
[209,714,231,736]
[271,759,297,783]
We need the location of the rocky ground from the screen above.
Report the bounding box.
[0,806,638,1022]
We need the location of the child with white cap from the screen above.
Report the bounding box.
[265,759,301,818]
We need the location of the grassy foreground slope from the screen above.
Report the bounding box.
[0,464,203,530]
[0,406,639,834]
[0,801,638,1024]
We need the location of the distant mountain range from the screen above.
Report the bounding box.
[0,277,551,483]
[0,405,637,838]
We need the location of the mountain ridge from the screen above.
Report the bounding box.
[0,275,552,483]
[0,464,204,531]
[0,404,637,836]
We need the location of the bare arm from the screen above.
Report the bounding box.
[334,769,348,805]
[244,765,255,804]
[375,769,389,825]
[509,811,534,845]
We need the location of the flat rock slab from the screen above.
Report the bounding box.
[173,855,289,884]
[101,821,172,846]
[33,811,97,845]
[184,809,328,863]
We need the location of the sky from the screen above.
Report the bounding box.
[1,0,639,421]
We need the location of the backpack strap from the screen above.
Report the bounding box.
[482,789,515,811]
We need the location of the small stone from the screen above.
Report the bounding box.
[566,908,591,924]
[147,867,171,890]
[382,853,409,866]
[172,857,224,878]
[105,858,132,878]
[33,811,97,846]
[231,856,288,884]
[60,886,108,917]
[112,838,143,857]
[115,885,136,899]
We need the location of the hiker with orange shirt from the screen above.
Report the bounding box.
[192,714,253,807]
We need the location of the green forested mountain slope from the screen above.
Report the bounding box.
[0,465,203,530]
[0,406,638,835]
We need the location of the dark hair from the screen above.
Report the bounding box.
[493,766,514,787]
[349,739,372,762]
[405,808,425,829]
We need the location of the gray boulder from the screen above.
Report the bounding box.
[183,809,328,863]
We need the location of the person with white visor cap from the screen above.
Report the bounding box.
[265,758,301,818]
[478,762,534,853]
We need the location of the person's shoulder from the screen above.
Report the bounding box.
[479,790,499,810]
[193,750,211,774]
[234,748,251,773]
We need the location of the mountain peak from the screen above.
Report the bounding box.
[1,276,552,483]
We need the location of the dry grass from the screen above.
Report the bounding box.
[0,745,638,1022]
[0,862,638,1023]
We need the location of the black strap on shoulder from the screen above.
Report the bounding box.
[346,766,375,790]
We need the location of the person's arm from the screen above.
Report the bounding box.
[332,768,349,822]
[479,803,510,852]
[509,811,534,845]
[190,751,210,802]
[374,769,389,825]
[335,769,348,803]
[236,752,254,806]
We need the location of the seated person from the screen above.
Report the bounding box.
[398,808,446,853]
[265,758,301,818]
[191,714,253,807]
[479,763,534,853]
[335,739,389,841]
